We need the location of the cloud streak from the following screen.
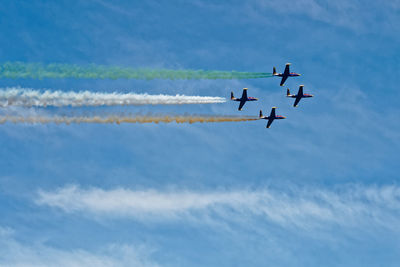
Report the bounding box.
[0,88,226,107]
[36,185,400,231]
[0,227,159,267]
[248,0,400,33]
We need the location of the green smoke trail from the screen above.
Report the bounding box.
[0,62,272,80]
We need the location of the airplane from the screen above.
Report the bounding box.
[286,85,313,107]
[230,88,258,111]
[259,107,286,128]
[273,63,301,86]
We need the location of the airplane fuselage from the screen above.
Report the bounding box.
[274,73,301,77]
[288,94,313,98]
[233,97,258,102]
[260,115,286,120]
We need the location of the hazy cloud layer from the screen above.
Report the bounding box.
[0,227,158,267]
[36,184,400,231]
[247,0,400,33]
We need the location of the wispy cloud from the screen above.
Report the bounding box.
[36,185,400,232]
[246,0,400,34]
[255,0,359,27]
[0,227,159,267]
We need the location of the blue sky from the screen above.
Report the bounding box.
[0,1,400,266]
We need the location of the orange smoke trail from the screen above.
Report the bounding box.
[0,115,259,124]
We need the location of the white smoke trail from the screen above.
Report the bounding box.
[0,88,226,107]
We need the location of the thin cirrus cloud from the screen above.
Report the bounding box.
[246,0,400,34]
[0,227,159,267]
[36,184,400,231]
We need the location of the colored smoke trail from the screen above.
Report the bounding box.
[0,62,273,80]
[0,88,226,107]
[0,114,258,124]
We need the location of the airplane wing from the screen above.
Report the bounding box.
[280,75,288,86]
[298,85,304,96]
[241,89,248,100]
[293,96,301,107]
[269,107,276,118]
[284,64,290,75]
[238,99,246,111]
[266,118,274,128]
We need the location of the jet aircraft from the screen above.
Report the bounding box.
[259,107,286,128]
[286,85,313,107]
[231,88,258,111]
[273,63,301,86]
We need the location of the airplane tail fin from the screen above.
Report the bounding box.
[286,88,291,96]
[259,110,263,118]
[273,67,277,75]
[230,92,234,100]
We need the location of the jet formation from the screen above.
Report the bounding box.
[230,63,313,128]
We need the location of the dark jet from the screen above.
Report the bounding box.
[231,88,258,111]
[287,85,313,107]
[259,107,286,128]
[273,63,301,86]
